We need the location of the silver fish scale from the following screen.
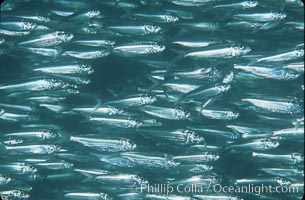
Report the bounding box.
[0,0,303,200]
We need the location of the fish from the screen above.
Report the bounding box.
[64,192,112,200]
[199,109,239,120]
[242,98,303,114]
[89,116,143,128]
[137,128,205,145]
[0,78,68,92]
[72,105,124,116]
[18,31,73,47]
[168,0,217,7]
[213,0,258,9]
[105,94,157,108]
[72,39,115,47]
[0,163,38,175]
[0,190,30,200]
[132,11,179,23]
[232,12,287,22]
[120,152,180,169]
[5,144,61,154]
[252,152,304,165]
[2,130,59,140]
[234,64,301,80]
[272,127,304,141]
[180,84,231,102]
[228,138,280,151]
[258,167,304,177]
[62,48,111,59]
[1,20,37,31]
[184,45,251,59]
[106,24,161,36]
[172,153,219,163]
[188,126,241,140]
[113,41,165,57]
[168,175,221,186]
[193,194,243,200]
[33,62,94,75]
[70,136,136,152]
[137,105,190,120]
[256,48,304,62]
[234,177,291,187]
[95,174,148,186]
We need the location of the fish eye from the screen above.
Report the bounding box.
[51,78,58,83]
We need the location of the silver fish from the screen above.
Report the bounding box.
[26,96,66,103]
[252,152,304,165]
[72,106,123,116]
[171,67,221,80]
[177,21,219,31]
[234,177,291,187]
[181,84,231,102]
[68,10,103,21]
[33,62,94,75]
[256,49,304,62]
[120,152,180,169]
[169,0,217,7]
[20,47,61,57]
[200,109,239,120]
[0,190,30,200]
[145,194,193,200]
[0,78,67,92]
[259,167,304,177]
[189,126,240,140]
[5,144,61,154]
[177,164,213,175]
[234,64,301,80]
[213,0,258,9]
[105,94,157,108]
[233,12,287,22]
[32,160,73,170]
[193,194,243,200]
[229,138,279,151]
[18,31,73,47]
[184,45,251,59]
[173,153,220,163]
[3,130,59,140]
[163,82,201,93]
[95,174,148,186]
[173,40,218,48]
[0,29,31,36]
[1,20,36,31]
[113,42,165,57]
[107,24,161,36]
[242,98,303,114]
[64,192,112,200]
[283,61,304,72]
[138,105,190,120]
[70,136,136,152]
[0,103,35,112]
[73,39,115,47]
[132,12,179,23]
[0,162,37,174]
[63,48,111,59]
[272,127,304,141]
[168,175,221,186]
[89,116,143,128]
[226,125,272,139]
[138,128,205,145]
